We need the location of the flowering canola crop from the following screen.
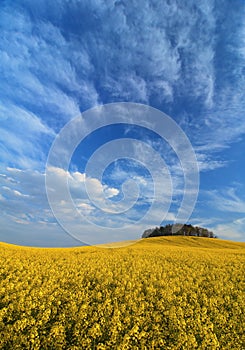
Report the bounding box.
[0,237,244,349]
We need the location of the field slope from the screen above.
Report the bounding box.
[0,237,244,349]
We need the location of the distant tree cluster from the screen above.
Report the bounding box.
[142,224,217,239]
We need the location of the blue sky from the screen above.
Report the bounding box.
[1,0,245,246]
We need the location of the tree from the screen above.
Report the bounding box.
[142,224,217,239]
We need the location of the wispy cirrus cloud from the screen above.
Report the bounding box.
[190,2,245,151]
[0,6,98,128]
[195,153,228,172]
[1,0,244,168]
[0,102,55,169]
[1,0,219,111]
[207,186,245,214]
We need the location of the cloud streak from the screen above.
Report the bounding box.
[208,187,245,214]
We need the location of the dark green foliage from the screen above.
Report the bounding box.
[142,224,216,239]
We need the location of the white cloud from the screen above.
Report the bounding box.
[196,153,228,172]
[72,171,86,183]
[0,165,180,244]
[46,167,119,202]
[211,222,244,240]
[2,186,30,198]
[208,187,245,214]
[76,202,94,211]
[104,186,120,198]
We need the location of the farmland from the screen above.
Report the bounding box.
[0,237,244,349]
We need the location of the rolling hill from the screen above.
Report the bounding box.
[0,237,244,349]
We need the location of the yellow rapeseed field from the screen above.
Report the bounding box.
[0,237,244,349]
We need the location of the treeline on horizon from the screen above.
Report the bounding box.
[142,224,217,239]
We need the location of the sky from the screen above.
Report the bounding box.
[1,0,245,247]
